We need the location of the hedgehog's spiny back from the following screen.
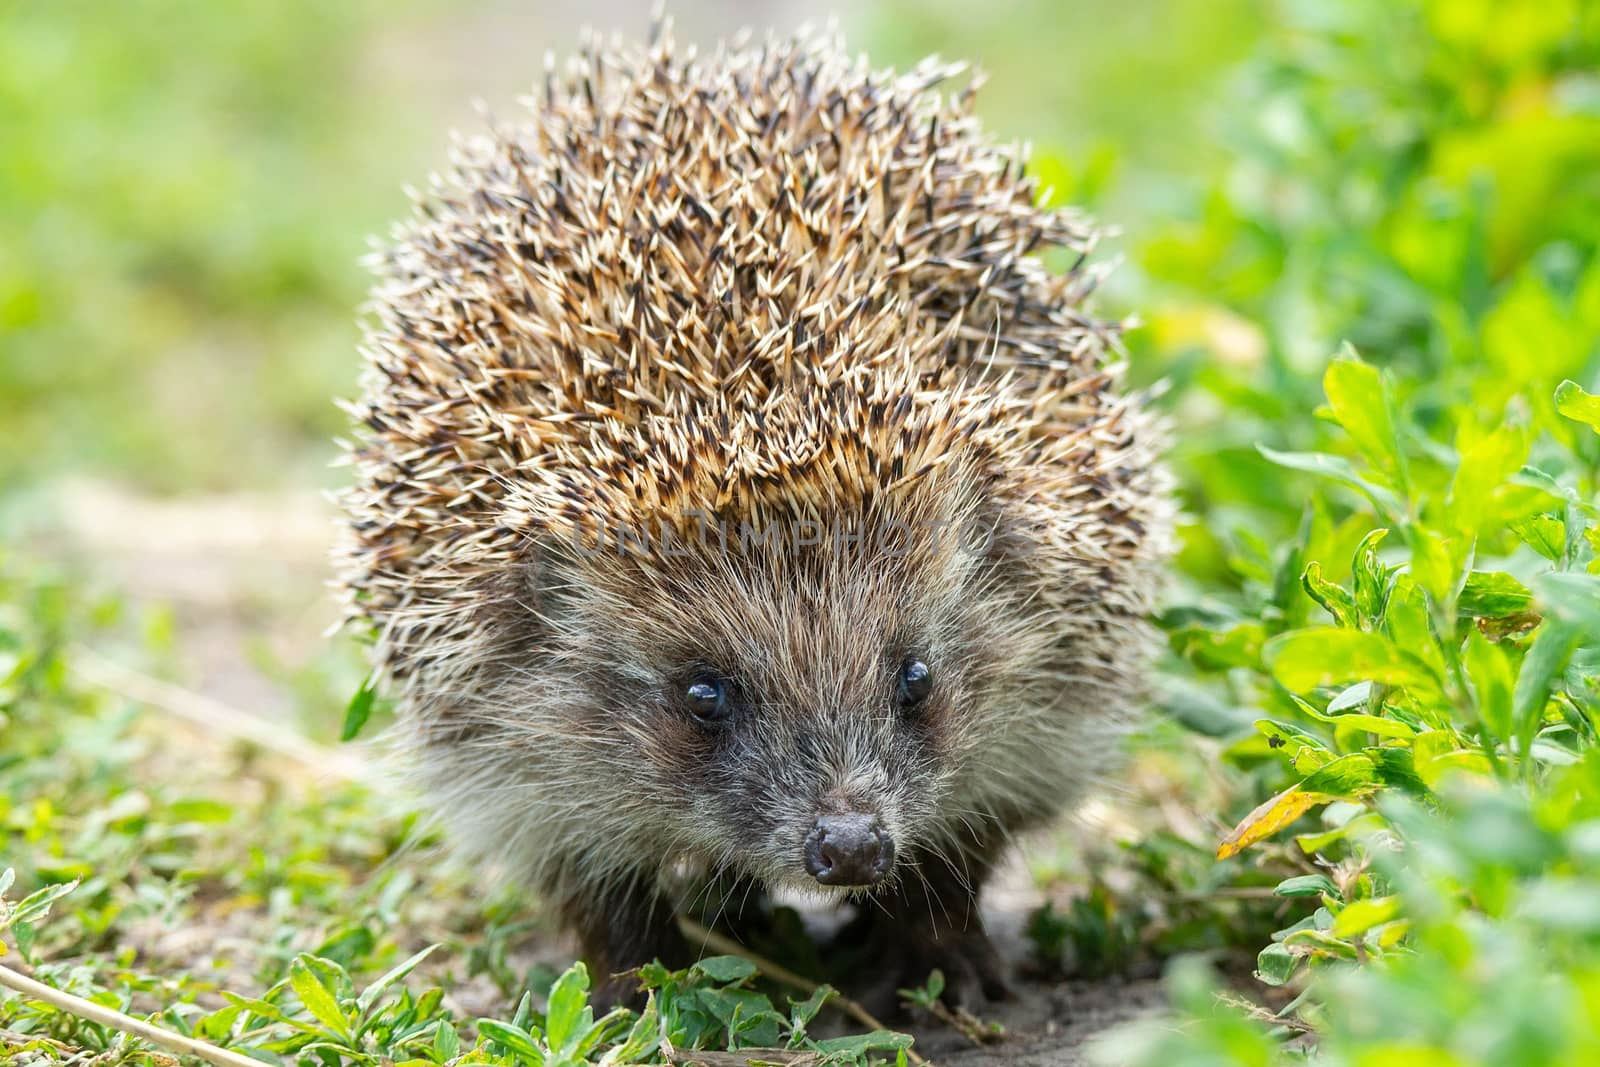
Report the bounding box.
[339,27,1150,685]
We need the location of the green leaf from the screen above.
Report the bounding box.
[1331,896,1400,937]
[433,1019,460,1061]
[606,1012,659,1065]
[289,958,352,1042]
[1412,729,1494,785]
[1254,942,1299,986]
[1366,747,1430,795]
[356,944,438,1015]
[1327,682,1374,714]
[1291,695,1416,742]
[1448,423,1529,533]
[1510,515,1566,562]
[1301,562,1357,627]
[1458,571,1534,618]
[1324,350,1406,485]
[694,955,758,983]
[1513,620,1581,766]
[1351,529,1393,625]
[1296,812,1385,855]
[1258,445,1404,518]
[1515,464,1572,497]
[1274,874,1340,899]
[1256,719,1334,772]
[1408,526,1467,608]
[813,1031,916,1054]
[219,992,295,1027]
[166,798,235,823]
[1465,629,1516,743]
[1538,571,1600,632]
[1383,577,1439,677]
[1280,928,1361,959]
[1517,878,1600,932]
[599,997,661,1066]
[579,1010,634,1060]
[478,1019,547,1065]
[788,985,834,1030]
[1299,753,1380,798]
[9,878,81,927]
[1265,627,1442,697]
[1555,379,1600,432]
[341,677,378,742]
[510,990,534,1030]
[1170,622,1266,671]
[196,1004,245,1042]
[542,962,592,1054]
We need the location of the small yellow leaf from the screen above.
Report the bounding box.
[1217,785,1331,859]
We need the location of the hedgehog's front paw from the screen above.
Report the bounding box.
[570,888,691,1014]
[846,916,1012,1020]
[589,968,650,1014]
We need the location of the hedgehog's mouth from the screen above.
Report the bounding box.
[767,870,894,907]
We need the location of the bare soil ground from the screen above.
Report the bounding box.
[916,979,1164,1067]
[909,909,1164,1066]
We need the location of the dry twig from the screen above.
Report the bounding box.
[919,999,1003,1047]
[1215,990,1317,1035]
[72,644,367,783]
[667,1047,821,1065]
[0,963,261,1067]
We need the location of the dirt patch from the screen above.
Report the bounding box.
[912,976,1163,1066]
[902,873,1162,1066]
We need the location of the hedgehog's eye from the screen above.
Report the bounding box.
[685,675,728,721]
[898,660,932,708]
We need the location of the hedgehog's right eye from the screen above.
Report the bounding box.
[898,659,933,708]
[685,675,728,722]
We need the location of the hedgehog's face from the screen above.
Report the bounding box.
[543,500,1029,900]
[651,638,947,901]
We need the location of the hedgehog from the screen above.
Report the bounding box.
[335,22,1171,1010]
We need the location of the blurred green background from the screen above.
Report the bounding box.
[1,0,1264,495]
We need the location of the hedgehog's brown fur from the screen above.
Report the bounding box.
[336,23,1171,1009]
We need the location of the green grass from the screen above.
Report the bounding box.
[0,0,441,492]
[5,0,1600,1064]
[0,562,918,1065]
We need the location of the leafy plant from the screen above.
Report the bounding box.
[1093,0,1600,1060]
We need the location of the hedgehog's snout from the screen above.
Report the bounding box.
[803,812,895,886]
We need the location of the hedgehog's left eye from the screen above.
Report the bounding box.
[685,674,728,721]
[898,659,932,708]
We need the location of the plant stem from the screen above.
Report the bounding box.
[0,963,266,1067]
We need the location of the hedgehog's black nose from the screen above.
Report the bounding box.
[804,814,894,886]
